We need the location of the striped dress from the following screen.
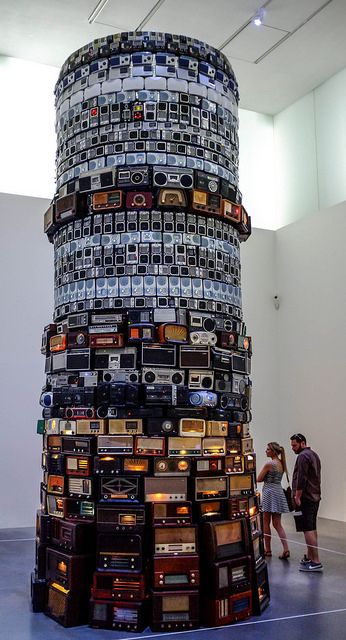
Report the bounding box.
[262,460,290,513]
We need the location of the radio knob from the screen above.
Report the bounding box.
[191,579,195,584]
[159,580,163,584]
[191,573,195,577]
[159,574,164,578]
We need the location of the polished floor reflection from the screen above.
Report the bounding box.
[1,516,345,640]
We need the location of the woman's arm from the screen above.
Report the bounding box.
[257,462,272,483]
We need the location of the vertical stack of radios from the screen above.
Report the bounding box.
[31,31,270,630]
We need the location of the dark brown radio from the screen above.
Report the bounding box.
[50,518,95,553]
[36,509,51,543]
[96,533,143,572]
[202,555,252,597]
[227,495,259,520]
[151,502,193,526]
[90,599,148,631]
[251,560,270,614]
[45,547,94,590]
[46,581,89,627]
[202,519,249,561]
[194,500,226,522]
[96,505,145,532]
[153,554,199,589]
[44,435,62,452]
[151,589,200,631]
[92,572,146,600]
[93,455,121,475]
[201,590,252,626]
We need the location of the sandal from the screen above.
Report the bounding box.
[279,550,290,560]
[264,551,272,557]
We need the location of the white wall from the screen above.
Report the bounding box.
[276,201,346,521]
[274,66,346,228]
[0,193,53,528]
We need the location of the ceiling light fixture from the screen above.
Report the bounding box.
[88,0,109,24]
[253,8,265,26]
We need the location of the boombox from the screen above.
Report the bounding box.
[62,436,96,455]
[90,599,148,631]
[202,519,249,561]
[142,367,185,386]
[102,369,140,383]
[108,418,143,435]
[168,437,202,457]
[118,166,150,188]
[46,547,94,590]
[189,312,216,333]
[153,554,199,589]
[96,533,144,572]
[193,476,228,501]
[219,393,248,411]
[98,476,142,503]
[229,473,255,496]
[96,505,145,532]
[46,581,89,627]
[154,526,198,555]
[151,589,200,631]
[151,502,193,526]
[96,382,139,408]
[93,455,121,475]
[178,418,206,438]
[146,417,178,436]
[133,436,164,456]
[153,166,194,189]
[65,455,93,476]
[154,457,191,477]
[94,347,137,370]
[144,384,188,406]
[92,572,146,600]
[65,407,95,420]
[67,477,94,499]
[202,555,252,597]
[97,435,134,455]
[144,477,188,502]
[188,369,214,390]
[50,518,95,553]
[201,590,252,626]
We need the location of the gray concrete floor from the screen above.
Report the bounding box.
[0,515,345,640]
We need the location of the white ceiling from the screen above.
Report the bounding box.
[1,0,346,114]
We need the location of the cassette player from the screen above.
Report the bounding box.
[153,555,199,589]
[144,477,187,502]
[151,502,193,526]
[193,476,228,501]
[154,526,198,555]
[96,505,145,532]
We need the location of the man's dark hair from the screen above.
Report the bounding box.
[290,433,306,444]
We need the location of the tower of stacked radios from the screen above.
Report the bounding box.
[31,31,270,630]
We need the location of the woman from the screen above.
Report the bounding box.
[257,442,290,559]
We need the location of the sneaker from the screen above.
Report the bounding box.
[299,554,310,566]
[299,561,323,572]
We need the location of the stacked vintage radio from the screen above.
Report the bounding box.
[31,31,269,629]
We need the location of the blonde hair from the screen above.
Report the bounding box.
[267,441,288,478]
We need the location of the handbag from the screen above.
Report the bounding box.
[283,485,294,512]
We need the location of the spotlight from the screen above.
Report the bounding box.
[253,8,264,26]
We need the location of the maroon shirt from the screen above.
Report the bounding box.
[292,447,321,503]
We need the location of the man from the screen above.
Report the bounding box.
[290,433,322,572]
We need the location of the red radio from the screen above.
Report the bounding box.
[201,590,252,626]
[92,571,146,600]
[90,599,148,631]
